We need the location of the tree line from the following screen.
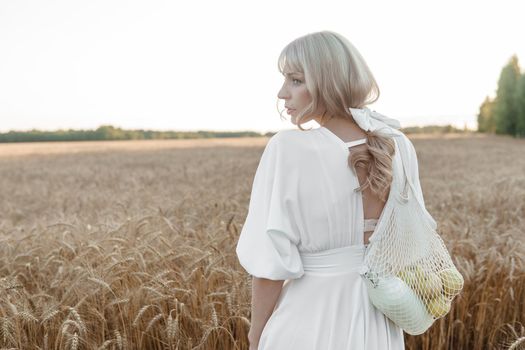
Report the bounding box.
[0,124,466,143]
[0,125,266,143]
[478,55,525,137]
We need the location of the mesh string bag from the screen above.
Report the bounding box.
[359,135,464,335]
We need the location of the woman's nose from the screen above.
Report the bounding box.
[277,86,289,100]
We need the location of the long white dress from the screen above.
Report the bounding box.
[236,126,408,349]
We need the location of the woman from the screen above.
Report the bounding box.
[235,30,425,349]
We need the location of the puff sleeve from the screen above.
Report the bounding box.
[235,133,304,281]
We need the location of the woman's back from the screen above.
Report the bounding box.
[318,121,391,244]
[236,125,409,349]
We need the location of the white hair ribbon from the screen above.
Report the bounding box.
[348,107,402,136]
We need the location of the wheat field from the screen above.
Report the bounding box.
[0,133,523,350]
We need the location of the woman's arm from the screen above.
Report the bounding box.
[248,276,285,349]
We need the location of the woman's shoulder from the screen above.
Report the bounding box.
[268,128,318,148]
[264,129,318,168]
[398,131,418,158]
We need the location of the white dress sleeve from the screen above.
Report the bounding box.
[235,134,304,281]
[404,136,438,230]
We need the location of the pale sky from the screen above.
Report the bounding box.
[1,0,524,133]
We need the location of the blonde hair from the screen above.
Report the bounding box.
[277,30,395,201]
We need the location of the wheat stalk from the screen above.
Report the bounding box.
[113,329,123,350]
[210,306,218,327]
[141,286,165,297]
[132,305,151,327]
[61,320,80,336]
[69,332,79,350]
[97,339,114,350]
[41,309,60,325]
[107,298,129,308]
[166,312,179,342]
[43,331,49,350]
[68,307,86,335]
[225,293,233,315]
[17,311,38,323]
[87,277,113,293]
[1,317,15,346]
[145,313,163,333]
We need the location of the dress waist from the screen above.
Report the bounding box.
[299,244,367,275]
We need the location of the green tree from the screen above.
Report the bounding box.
[493,55,521,135]
[95,125,116,140]
[515,73,525,137]
[477,96,496,133]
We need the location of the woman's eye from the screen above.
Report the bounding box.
[292,79,302,85]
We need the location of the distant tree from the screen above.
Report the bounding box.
[94,125,127,140]
[515,73,525,137]
[0,125,268,143]
[493,55,521,135]
[477,96,496,133]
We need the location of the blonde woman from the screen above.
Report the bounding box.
[235,31,419,349]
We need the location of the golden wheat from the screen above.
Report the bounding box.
[145,313,164,333]
[0,134,523,349]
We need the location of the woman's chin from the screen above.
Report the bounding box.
[290,114,315,125]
